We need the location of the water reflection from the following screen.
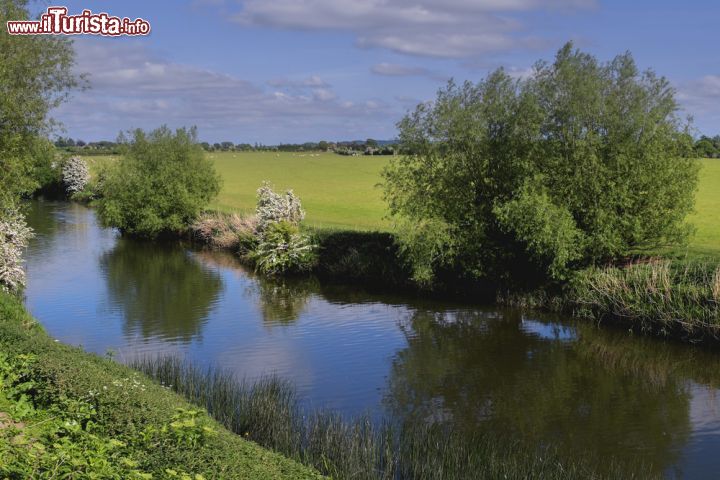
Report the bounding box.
[248,276,318,326]
[100,238,222,342]
[385,309,692,476]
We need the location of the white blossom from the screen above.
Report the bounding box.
[255,181,305,231]
[0,210,33,294]
[62,156,90,194]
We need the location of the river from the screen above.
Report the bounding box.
[22,199,720,478]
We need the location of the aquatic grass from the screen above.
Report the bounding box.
[133,355,656,480]
[568,259,720,340]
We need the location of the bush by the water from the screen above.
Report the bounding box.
[247,183,317,274]
[97,126,221,238]
[256,181,305,232]
[250,221,317,275]
[61,155,89,195]
[384,42,698,284]
[0,210,33,294]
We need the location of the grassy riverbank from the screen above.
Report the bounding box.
[0,291,322,479]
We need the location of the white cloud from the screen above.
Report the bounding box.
[371,62,431,77]
[267,75,329,88]
[233,0,595,58]
[54,39,396,142]
[676,75,720,135]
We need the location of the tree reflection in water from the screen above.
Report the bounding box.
[101,238,223,342]
[385,308,694,476]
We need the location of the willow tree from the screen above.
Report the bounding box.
[383,43,698,284]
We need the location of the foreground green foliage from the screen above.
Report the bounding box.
[0,292,322,479]
[384,42,699,283]
[97,127,221,238]
[135,356,652,480]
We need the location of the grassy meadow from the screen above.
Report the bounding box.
[686,158,720,256]
[86,152,720,254]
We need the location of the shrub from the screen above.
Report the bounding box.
[96,126,221,239]
[249,221,317,275]
[383,42,698,284]
[0,210,33,294]
[61,156,89,195]
[256,182,305,232]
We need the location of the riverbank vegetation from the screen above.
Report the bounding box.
[0,291,322,479]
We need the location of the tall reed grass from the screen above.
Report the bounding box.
[569,259,720,340]
[133,355,653,480]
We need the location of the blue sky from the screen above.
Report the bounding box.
[35,0,720,144]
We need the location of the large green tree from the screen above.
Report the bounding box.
[0,0,80,209]
[383,43,699,283]
[97,126,221,238]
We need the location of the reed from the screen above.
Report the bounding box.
[569,259,720,340]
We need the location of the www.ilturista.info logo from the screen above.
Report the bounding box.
[6,6,150,36]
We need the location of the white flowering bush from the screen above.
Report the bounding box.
[255,181,305,231]
[250,183,316,274]
[0,210,33,294]
[62,156,90,195]
[249,221,317,275]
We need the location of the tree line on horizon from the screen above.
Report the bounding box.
[54,137,399,156]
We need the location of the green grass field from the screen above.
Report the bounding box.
[208,151,389,230]
[86,152,720,254]
[686,158,720,256]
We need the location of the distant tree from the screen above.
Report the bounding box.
[97,126,221,238]
[75,139,86,147]
[318,141,329,151]
[200,142,211,151]
[695,136,720,158]
[366,138,378,148]
[213,142,222,151]
[221,141,234,151]
[384,43,698,284]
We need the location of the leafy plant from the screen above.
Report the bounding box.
[250,221,317,275]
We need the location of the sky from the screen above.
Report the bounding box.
[29,0,720,144]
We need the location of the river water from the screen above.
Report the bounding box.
[22,200,720,478]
